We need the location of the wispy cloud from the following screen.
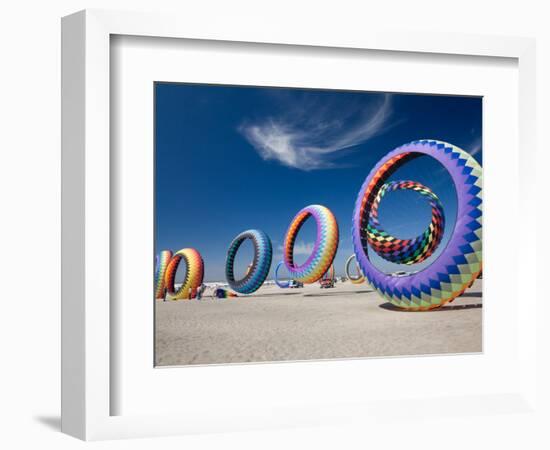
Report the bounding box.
[468,136,482,156]
[239,93,394,171]
[434,136,482,176]
[276,241,314,257]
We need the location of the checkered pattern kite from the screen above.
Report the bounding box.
[366,180,445,265]
[352,140,482,310]
[154,250,173,299]
[164,248,205,300]
[225,229,273,294]
[283,204,339,284]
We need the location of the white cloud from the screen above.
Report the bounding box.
[239,94,393,171]
[291,241,315,256]
[434,137,482,176]
[276,240,314,257]
[469,137,482,156]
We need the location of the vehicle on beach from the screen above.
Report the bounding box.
[391,271,419,277]
[320,279,335,289]
[289,280,303,288]
[391,271,409,277]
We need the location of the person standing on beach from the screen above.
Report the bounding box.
[196,284,206,300]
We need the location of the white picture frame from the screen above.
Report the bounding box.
[61,9,538,441]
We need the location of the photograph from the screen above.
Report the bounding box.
[153,83,483,366]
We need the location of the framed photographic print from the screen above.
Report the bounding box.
[153,83,483,367]
[62,9,538,441]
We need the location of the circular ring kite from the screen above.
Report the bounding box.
[283,204,339,284]
[352,140,482,311]
[225,229,272,294]
[274,261,291,288]
[154,250,173,299]
[367,180,445,265]
[164,248,204,300]
[345,254,365,284]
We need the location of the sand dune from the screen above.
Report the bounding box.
[155,280,482,366]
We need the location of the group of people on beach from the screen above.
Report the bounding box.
[162,283,237,301]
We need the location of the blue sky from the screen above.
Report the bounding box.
[155,83,482,282]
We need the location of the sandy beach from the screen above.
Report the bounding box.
[155,279,482,366]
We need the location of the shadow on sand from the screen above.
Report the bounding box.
[456,292,482,298]
[379,302,482,312]
[246,292,302,298]
[303,290,372,297]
